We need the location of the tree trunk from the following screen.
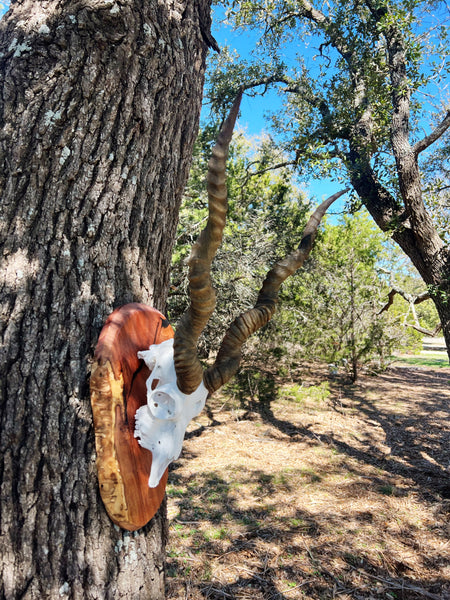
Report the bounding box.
[351,170,450,361]
[347,147,450,363]
[430,256,450,361]
[0,0,212,597]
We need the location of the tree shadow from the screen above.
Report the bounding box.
[227,365,450,501]
[166,468,449,599]
[167,365,450,597]
[324,367,450,500]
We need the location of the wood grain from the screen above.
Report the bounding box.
[90,303,174,530]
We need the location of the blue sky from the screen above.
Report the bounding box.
[206,5,350,207]
[207,6,282,136]
[1,2,445,212]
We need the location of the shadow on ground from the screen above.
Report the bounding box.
[227,365,450,500]
[166,364,450,600]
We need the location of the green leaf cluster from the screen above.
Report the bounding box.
[208,0,450,240]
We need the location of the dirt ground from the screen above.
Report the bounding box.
[165,362,450,600]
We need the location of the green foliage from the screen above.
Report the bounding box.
[395,354,449,368]
[170,128,429,380]
[282,382,330,404]
[209,0,450,241]
[273,211,413,379]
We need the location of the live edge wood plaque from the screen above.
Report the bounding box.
[90,303,173,531]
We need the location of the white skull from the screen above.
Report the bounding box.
[134,338,208,488]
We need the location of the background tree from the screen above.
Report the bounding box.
[209,0,450,360]
[0,0,214,597]
[378,242,442,336]
[170,130,416,383]
[280,212,416,380]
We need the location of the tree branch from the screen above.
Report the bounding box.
[294,0,351,59]
[290,2,329,27]
[408,321,442,337]
[246,160,297,177]
[379,286,441,336]
[241,145,346,188]
[413,109,450,156]
[379,286,431,313]
[240,75,293,93]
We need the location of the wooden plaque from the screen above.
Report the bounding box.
[90,303,174,530]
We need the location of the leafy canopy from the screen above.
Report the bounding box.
[208,0,450,239]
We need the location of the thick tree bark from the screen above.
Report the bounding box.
[385,26,450,359]
[0,0,212,597]
[347,146,450,360]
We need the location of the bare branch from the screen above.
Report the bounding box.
[379,286,431,314]
[413,110,450,156]
[240,75,292,93]
[238,160,298,189]
[265,1,352,61]
[378,286,441,336]
[407,322,442,337]
[378,288,397,313]
[293,1,329,29]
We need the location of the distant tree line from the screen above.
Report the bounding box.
[168,130,439,381]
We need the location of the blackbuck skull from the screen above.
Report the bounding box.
[90,91,348,530]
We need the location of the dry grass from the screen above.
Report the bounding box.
[165,363,450,599]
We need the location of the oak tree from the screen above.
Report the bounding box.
[0,0,215,597]
[211,0,450,359]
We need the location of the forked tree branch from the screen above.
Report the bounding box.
[379,287,431,313]
[379,287,441,337]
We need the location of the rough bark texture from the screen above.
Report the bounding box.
[0,0,211,597]
[347,147,450,361]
